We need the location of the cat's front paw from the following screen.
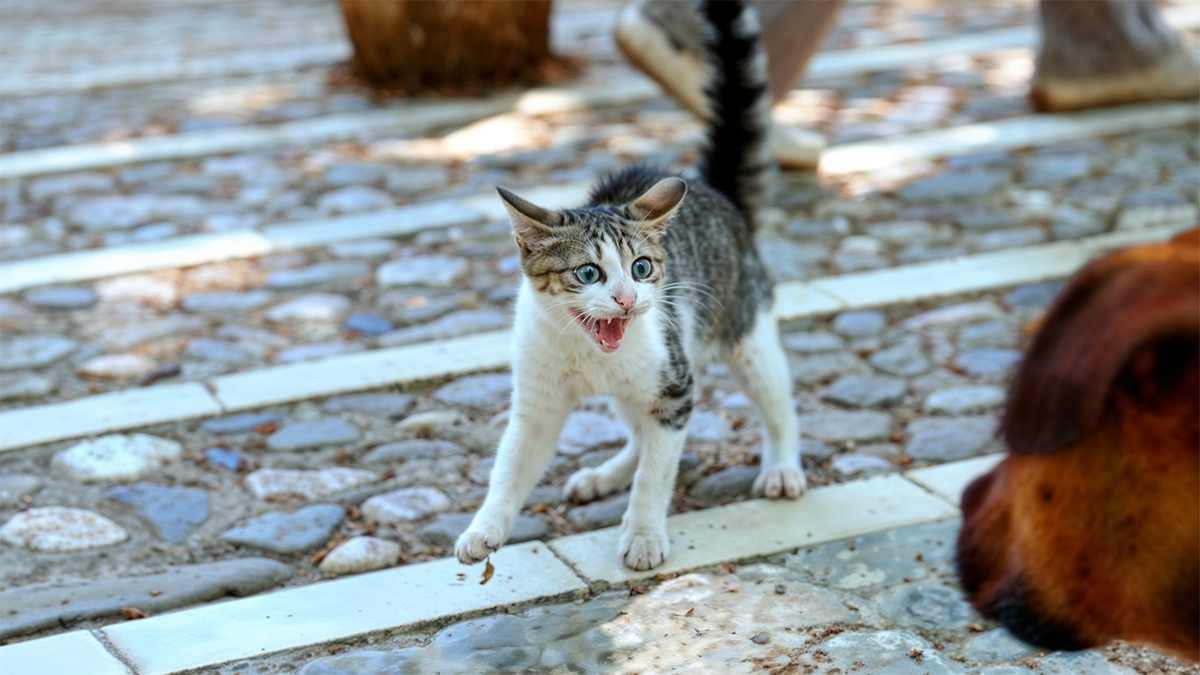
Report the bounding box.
[619,529,669,570]
[564,466,619,503]
[753,466,807,499]
[455,528,503,564]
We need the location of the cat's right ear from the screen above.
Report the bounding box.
[497,187,559,253]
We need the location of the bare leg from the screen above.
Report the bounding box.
[614,0,844,170]
[1032,0,1199,111]
[756,0,845,105]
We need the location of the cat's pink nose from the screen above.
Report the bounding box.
[613,293,636,311]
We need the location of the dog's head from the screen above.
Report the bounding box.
[956,228,1200,661]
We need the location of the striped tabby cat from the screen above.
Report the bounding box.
[456,0,803,571]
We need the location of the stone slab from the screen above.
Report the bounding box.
[772,282,847,322]
[0,43,350,97]
[98,542,585,675]
[0,384,222,453]
[0,101,513,179]
[0,558,292,640]
[0,230,271,294]
[0,630,132,675]
[260,200,484,251]
[906,454,1005,505]
[821,101,1199,175]
[211,330,512,411]
[548,474,957,587]
[810,239,1089,309]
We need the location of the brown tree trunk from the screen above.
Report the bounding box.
[338,0,553,92]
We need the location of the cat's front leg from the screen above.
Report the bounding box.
[456,400,570,565]
[619,408,689,570]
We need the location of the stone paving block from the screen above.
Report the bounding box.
[821,101,1199,175]
[906,454,1005,505]
[0,230,272,294]
[0,558,293,640]
[772,281,846,321]
[549,474,957,587]
[0,630,132,675]
[99,541,585,675]
[810,239,1088,310]
[0,383,222,453]
[210,331,511,411]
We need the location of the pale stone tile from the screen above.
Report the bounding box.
[0,630,132,675]
[460,182,591,221]
[261,201,483,251]
[548,474,958,587]
[822,102,1199,176]
[0,104,510,180]
[0,230,272,294]
[809,27,1031,81]
[0,44,350,97]
[211,330,512,411]
[809,241,1088,310]
[772,282,846,321]
[0,384,221,454]
[906,454,1005,505]
[101,542,584,675]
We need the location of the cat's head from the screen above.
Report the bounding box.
[497,178,687,354]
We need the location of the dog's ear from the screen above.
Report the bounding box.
[1001,228,1200,455]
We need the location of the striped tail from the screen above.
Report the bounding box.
[697,0,772,230]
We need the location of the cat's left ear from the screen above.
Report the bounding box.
[497,186,561,253]
[630,178,687,235]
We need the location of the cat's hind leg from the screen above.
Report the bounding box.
[456,393,571,564]
[728,308,807,499]
[563,400,643,503]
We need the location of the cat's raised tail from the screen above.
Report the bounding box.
[696,0,772,230]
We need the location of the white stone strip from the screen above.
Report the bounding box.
[549,474,958,587]
[803,226,1184,310]
[0,100,516,180]
[821,101,1200,176]
[210,329,512,412]
[809,3,1200,81]
[0,200,484,294]
[0,384,222,454]
[0,228,1183,454]
[906,454,1005,505]
[0,630,133,675]
[0,43,352,97]
[94,541,584,675]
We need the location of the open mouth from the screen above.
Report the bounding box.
[573,311,633,353]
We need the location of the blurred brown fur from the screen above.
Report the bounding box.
[957,228,1200,661]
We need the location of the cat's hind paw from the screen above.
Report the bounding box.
[754,466,807,499]
[619,529,669,570]
[564,466,623,503]
[455,529,502,565]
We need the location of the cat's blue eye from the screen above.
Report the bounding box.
[575,264,601,284]
[631,258,652,279]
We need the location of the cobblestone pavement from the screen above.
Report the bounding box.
[1,0,1198,672]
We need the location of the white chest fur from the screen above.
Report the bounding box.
[511,281,672,405]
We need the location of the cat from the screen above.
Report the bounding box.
[456,0,804,571]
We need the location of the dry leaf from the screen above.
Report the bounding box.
[717,563,737,574]
[121,607,148,620]
[654,572,679,582]
[255,422,279,435]
[480,558,495,585]
[148,589,162,597]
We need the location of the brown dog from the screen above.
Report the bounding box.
[957,228,1200,661]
